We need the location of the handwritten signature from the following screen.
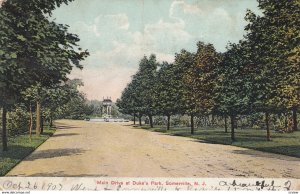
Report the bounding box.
[218,180,291,191]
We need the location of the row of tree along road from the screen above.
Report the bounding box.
[117,0,299,142]
[0,0,89,151]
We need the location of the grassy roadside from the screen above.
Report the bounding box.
[136,125,300,158]
[0,126,56,176]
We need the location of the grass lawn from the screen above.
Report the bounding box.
[0,127,55,176]
[136,125,300,158]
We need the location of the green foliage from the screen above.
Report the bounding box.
[0,0,89,104]
[0,0,89,150]
[0,1,76,102]
[7,104,29,136]
[59,93,93,120]
[0,105,30,137]
[116,83,136,116]
[154,62,180,116]
[135,55,158,116]
[117,55,159,118]
[245,0,300,111]
[215,42,253,116]
[185,42,221,115]
[173,50,195,115]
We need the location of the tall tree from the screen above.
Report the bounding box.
[185,42,221,128]
[126,55,158,128]
[117,80,141,125]
[139,55,158,128]
[0,0,88,150]
[174,50,197,134]
[245,0,300,137]
[154,62,179,130]
[215,42,253,142]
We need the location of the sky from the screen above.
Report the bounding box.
[51,0,260,102]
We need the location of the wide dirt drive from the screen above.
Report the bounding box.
[7,120,300,177]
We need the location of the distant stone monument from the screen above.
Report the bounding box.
[102,97,112,118]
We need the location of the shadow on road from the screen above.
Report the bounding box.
[51,133,79,138]
[24,148,86,161]
[189,139,227,144]
[123,124,135,127]
[56,125,81,130]
[231,149,300,161]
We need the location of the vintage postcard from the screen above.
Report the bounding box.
[0,0,299,192]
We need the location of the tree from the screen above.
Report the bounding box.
[119,55,158,127]
[61,93,92,120]
[117,84,137,124]
[245,0,300,138]
[136,55,158,128]
[0,0,30,150]
[0,0,88,150]
[22,84,41,138]
[40,79,83,127]
[53,79,93,120]
[214,42,253,141]
[117,73,145,126]
[174,50,197,134]
[154,62,180,130]
[185,42,222,130]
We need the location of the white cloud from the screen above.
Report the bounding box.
[94,14,130,30]
[145,19,190,42]
[73,21,101,37]
[183,3,202,15]
[83,40,175,69]
[131,19,192,54]
[168,0,251,52]
[170,0,202,16]
[79,13,130,38]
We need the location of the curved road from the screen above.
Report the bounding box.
[7,120,300,177]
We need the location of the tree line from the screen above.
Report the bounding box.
[0,0,89,151]
[117,0,299,141]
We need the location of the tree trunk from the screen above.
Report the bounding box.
[211,114,215,126]
[285,113,288,130]
[149,115,153,128]
[265,112,271,141]
[41,115,44,134]
[36,101,41,136]
[292,107,298,131]
[133,113,136,125]
[50,116,53,128]
[230,115,235,142]
[167,115,171,130]
[29,103,33,139]
[191,114,194,135]
[2,106,8,151]
[224,115,228,133]
[205,116,209,126]
[138,114,142,126]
